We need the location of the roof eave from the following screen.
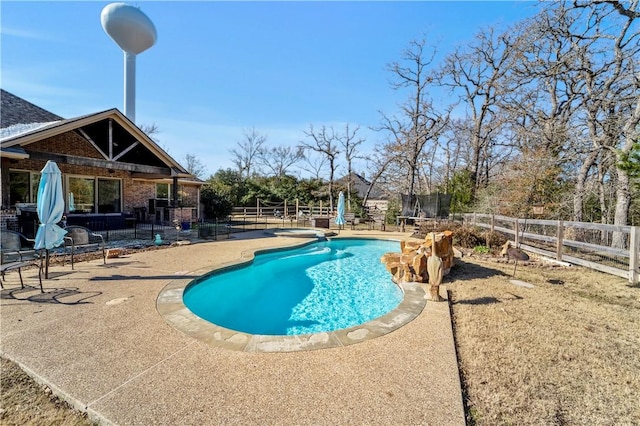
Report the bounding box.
[0,149,30,159]
[1,109,192,175]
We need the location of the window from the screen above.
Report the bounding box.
[156,183,185,204]
[8,171,40,206]
[97,179,121,213]
[156,183,169,199]
[69,177,95,213]
[68,176,121,213]
[31,174,41,202]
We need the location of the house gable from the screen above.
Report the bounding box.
[337,173,386,200]
[73,119,168,168]
[29,130,104,159]
[1,108,190,177]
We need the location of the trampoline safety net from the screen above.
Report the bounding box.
[401,193,452,218]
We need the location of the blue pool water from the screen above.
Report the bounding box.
[183,238,403,336]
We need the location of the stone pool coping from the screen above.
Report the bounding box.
[157,236,427,352]
[265,227,335,239]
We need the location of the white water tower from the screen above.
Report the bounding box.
[101,3,157,123]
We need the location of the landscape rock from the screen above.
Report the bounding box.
[380,231,456,293]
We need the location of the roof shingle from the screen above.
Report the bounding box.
[0,89,63,129]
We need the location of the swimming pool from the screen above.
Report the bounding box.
[183,238,402,335]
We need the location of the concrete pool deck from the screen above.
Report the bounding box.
[0,229,466,425]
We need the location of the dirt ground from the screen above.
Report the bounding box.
[0,358,93,426]
[1,248,639,425]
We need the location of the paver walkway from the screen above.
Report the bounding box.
[0,230,465,425]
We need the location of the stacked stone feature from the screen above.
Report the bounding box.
[380,231,454,289]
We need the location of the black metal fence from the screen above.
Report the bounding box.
[90,220,235,242]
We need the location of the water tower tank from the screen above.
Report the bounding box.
[101,3,157,54]
[101,3,157,122]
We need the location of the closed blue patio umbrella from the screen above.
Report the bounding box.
[68,192,76,212]
[34,161,68,279]
[335,191,345,231]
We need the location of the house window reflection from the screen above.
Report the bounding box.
[67,176,121,213]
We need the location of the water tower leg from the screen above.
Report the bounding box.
[124,51,137,122]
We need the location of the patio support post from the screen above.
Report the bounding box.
[172,177,178,209]
[108,119,114,160]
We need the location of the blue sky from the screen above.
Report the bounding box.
[1,1,539,178]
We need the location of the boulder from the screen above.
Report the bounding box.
[380,231,456,286]
[412,252,428,283]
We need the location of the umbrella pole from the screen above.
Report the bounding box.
[46,249,50,279]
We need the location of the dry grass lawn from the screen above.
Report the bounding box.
[1,248,638,425]
[0,357,94,425]
[448,253,640,425]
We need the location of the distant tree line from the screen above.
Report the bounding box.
[186,1,639,235]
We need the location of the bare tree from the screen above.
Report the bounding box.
[541,0,640,244]
[361,146,398,209]
[139,122,159,134]
[438,118,468,193]
[337,124,365,211]
[300,125,341,212]
[258,145,304,178]
[299,151,328,181]
[183,154,207,180]
[576,0,640,242]
[438,27,515,198]
[377,38,450,211]
[138,122,173,153]
[229,127,267,178]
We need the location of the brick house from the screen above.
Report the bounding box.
[0,89,203,234]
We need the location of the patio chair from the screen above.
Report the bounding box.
[63,225,106,269]
[0,230,43,292]
[369,213,386,231]
[344,212,357,230]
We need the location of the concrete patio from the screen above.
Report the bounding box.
[0,229,465,425]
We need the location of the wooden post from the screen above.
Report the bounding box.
[491,214,495,233]
[284,199,287,219]
[514,219,519,247]
[108,119,113,160]
[320,200,323,217]
[629,226,639,284]
[556,220,564,261]
[172,176,179,209]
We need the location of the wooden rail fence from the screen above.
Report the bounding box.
[463,213,639,284]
